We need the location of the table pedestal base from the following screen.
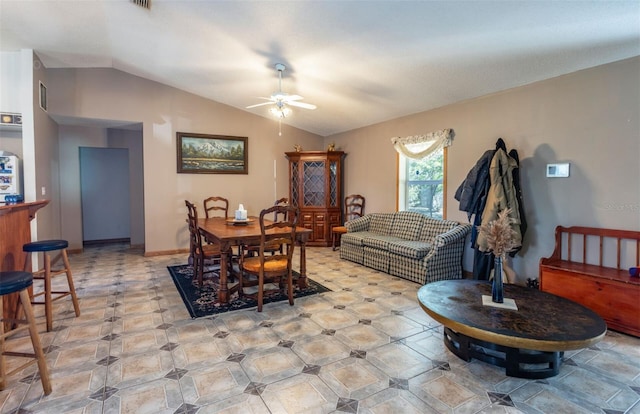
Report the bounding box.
[443,327,562,379]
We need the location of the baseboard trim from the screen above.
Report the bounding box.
[144,248,189,257]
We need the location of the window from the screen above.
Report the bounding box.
[398,149,446,219]
[392,128,452,219]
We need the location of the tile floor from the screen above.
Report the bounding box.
[1,243,639,413]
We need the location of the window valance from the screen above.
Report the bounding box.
[391,128,454,160]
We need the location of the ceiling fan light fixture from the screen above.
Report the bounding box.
[246,63,317,118]
[270,104,292,119]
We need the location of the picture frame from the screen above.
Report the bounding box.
[177,132,248,174]
[39,81,47,112]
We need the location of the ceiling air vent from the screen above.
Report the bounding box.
[130,0,150,9]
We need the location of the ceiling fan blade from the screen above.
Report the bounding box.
[246,102,274,109]
[284,95,304,101]
[287,101,317,110]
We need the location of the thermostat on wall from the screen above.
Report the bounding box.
[546,163,570,178]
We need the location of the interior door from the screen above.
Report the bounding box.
[79,147,131,242]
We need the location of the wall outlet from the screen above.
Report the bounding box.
[41,186,46,196]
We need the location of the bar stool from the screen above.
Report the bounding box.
[23,240,81,332]
[0,271,52,395]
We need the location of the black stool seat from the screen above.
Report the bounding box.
[0,271,34,296]
[21,238,80,332]
[23,240,69,252]
[0,271,52,394]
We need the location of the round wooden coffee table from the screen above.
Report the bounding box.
[417,280,607,379]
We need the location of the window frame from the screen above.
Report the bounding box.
[396,147,448,219]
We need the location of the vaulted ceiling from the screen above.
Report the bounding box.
[1,1,639,136]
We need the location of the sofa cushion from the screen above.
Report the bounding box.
[419,217,457,241]
[389,211,425,240]
[363,246,390,273]
[341,231,381,246]
[362,235,402,250]
[368,213,394,235]
[387,240,432,259]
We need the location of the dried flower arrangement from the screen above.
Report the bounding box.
[477,208,520,259]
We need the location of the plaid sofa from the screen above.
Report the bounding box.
[340,211,472,284]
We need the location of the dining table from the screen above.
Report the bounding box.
[197,217,312,304]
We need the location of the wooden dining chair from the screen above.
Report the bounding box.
[204,196,229,219]
[185,200,222,286]
[243,198,289,258]
[331,194,365,250]
[238,204,299,312]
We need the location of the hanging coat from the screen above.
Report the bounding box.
[476,147,522,252]
[508,149,527,256]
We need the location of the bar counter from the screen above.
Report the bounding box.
[1,199,49,328]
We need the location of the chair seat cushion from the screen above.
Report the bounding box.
[332,226,347,234]
[243,256,289,273]
[23,239,69,252]
[0,271,33,295]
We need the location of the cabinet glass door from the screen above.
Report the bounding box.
[329,160,338,207]
[303,161,325,206]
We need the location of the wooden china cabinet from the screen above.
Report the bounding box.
[285,151,346,246]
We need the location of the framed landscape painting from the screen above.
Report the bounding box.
[177,132,248,174]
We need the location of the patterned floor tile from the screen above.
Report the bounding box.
[366,342,434,379]
[260,373,340,413]
[291,334,352,366]
[180,361,251,406]
[318,356,389,400]
[240,346,306,384]
[2,244,638,414]
[103,377,184,414]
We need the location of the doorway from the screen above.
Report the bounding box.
[79,147,131,243]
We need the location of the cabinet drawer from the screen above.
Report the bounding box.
[302,213,314,223]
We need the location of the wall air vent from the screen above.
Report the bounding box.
[130,0,150,9]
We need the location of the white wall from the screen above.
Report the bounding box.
[0,51,22,113]
[326,57,640,283]
[0,52,25,166]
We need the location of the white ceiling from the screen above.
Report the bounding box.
[1,1,639,137]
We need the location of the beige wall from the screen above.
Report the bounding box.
[58,125,107,249]
[9,55,637,282]
[31,52,61,242]
[108,128,145,247]
[47,68,323,254]
[326,57,640,282]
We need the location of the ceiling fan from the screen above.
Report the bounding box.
[246,63,317,118]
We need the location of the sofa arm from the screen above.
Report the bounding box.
[346,215,371,232]
[433,223,472,247]
[423,223,472,282]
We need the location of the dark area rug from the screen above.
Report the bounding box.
[167,264,331,318]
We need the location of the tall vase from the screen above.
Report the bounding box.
[492,256,504,303]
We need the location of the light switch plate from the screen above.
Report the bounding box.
[546,163,570,178]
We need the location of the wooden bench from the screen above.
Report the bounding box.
[539,226,640,337]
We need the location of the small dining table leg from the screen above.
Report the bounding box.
[218,241,231,303]
[298,239,308,289]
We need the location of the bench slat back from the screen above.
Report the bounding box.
[553,226,640,270]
